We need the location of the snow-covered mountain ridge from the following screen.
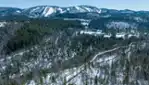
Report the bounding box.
[0,5,101,18]
[1,5,149,18]
[23,5,102,17]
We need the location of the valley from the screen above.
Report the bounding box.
[0,5,149,85]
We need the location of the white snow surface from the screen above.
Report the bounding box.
[43,7,56,17]
[80,30,103,36]
[104,34,112,38]
[58,8,65,13]
[116,33,126,39]
[0,22,7,27]
[26,80,36,85]
[84,7,92,12]
[75,6,80,10]
[28,5,101,17]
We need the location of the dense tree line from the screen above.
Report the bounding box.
[5,19,83,54]
[89,16,149,31]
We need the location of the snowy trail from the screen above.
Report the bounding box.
[89,47,120,63]
[66,46,123,83]
[66,42,137,84]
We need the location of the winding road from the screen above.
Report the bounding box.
[66,46,126,83]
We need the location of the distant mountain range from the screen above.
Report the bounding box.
[1,5,149,19]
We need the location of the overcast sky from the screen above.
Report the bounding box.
[0,0,148,10]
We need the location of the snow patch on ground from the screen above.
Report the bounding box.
[104,34,112,38]
[106,21,137,29]
[80,30,103,36]
[26,80,36,85]
[58,8,65,13]
[16,10,21,13]
[0,22,7,27]
[116,33,126,39]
